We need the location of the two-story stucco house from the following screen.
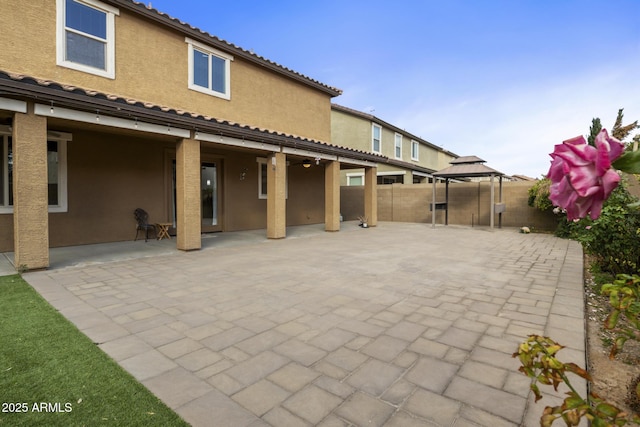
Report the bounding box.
[331,104,457,186]
[0,0,383,270]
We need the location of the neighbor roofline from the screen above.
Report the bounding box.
[331,103,458,157]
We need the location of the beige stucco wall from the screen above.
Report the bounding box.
[341,181,558,231]
[50,129,170,247]
[331,110,371,152]
[0,0,333,142]
[380,126,400,160]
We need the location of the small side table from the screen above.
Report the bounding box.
[156,222,172,240]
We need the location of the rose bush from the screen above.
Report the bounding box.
[547,129,624,220]
[523,126,640,427]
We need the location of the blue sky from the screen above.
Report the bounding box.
[148,0,640,177]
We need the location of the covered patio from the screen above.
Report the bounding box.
[0,223,333,273]
[0,71,382,271]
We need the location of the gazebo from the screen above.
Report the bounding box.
[431,156,505,229]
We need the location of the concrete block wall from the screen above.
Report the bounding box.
[341,181,558,231]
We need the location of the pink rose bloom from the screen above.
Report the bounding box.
[547,129,623,220]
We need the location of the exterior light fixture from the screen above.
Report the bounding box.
[302,159,311,168]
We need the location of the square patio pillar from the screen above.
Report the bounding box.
[364,166,378,227]
[267,152,286,239]
[13,107,49,270]
[176,137,201,250]
[324,160,340,232]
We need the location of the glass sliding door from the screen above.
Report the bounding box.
[170,159,222,233]
[201,162,221,232]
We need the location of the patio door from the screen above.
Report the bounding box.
[201,162,221,232]
[170,159,223,233]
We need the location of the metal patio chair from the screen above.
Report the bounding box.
[134,208,157,242]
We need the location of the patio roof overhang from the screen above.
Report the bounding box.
[0,70,385,166]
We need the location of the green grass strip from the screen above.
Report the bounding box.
[0,275,189,426]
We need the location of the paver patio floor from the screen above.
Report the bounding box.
[24,222,585,426]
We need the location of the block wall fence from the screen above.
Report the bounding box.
[341,181,558,231]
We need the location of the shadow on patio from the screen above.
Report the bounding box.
[1,223,355,273]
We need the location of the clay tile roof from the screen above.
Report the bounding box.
[0,70,382,163]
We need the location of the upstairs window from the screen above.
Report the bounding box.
[372,124,381,154]
[187,38,233,100]
[56,0,118,78]
[395,133,403,159]
[411,140,419,161]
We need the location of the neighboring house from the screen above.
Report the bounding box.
[0,0,383,270]
[331,104,457,186]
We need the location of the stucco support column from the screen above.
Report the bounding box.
[13,107,49,270]
[324,160,340,232]
[267,152,286,239]
[176,137,201,250]
[364,166,377,227]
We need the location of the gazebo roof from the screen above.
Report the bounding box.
[449,155,486,164]
[433,155,503,178]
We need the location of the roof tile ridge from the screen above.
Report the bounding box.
[0,69,383,159]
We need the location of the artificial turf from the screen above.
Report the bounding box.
[0,274,189,426]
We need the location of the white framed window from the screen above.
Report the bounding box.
[257,157,288,199]
[0,126,70,214]
[394,133,403,159]
[56,0,119,79]
[411,140,419,161]
[187,38,233,100]
[346,172,364,186]
[372,124,381,154]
